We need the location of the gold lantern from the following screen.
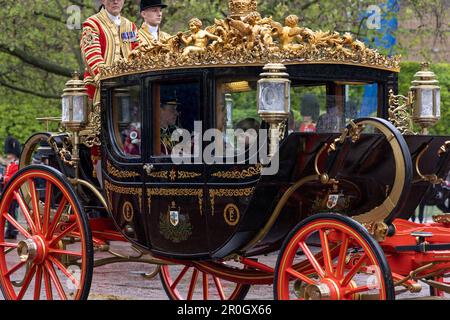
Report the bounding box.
[61,71,88,131]
[410,62,441,135]
[257,63,291,157]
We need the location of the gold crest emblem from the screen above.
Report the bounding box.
[122,201,134,222]
[224,204,240,226]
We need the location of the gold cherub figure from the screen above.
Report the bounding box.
[178,18,223,57]
[271,15,304,51]
[229,12,276,50]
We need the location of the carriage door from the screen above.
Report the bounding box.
[144,74,208,256]
[102,79,147,247]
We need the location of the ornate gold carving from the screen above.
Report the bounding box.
[100,11,400,80]
[169,169,177,181]
[228,0,257,18]
[148,188,203,215]
[212,164,261,179]
[438,141,450,157]
[178,171,202,179]
[209,187,255,216]
[106,161,140,179]
[147,169,202,180]
[80,101,102,147]
[433,214,450,225]
[148,171,168,179]
[104,180,143,209]
[388,89,416,135]
[362,221,389,242]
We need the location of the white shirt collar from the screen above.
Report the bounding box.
[106,10,121,27]
[148,24,159,40]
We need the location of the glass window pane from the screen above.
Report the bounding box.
[112,85,141,157]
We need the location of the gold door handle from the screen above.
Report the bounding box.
[144,164,154,175]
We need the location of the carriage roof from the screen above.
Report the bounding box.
[99,1,400,81]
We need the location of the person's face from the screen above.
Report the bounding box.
[141,7,163,27]
[102,0,124,16]
[160,106,179,127]
[6,154,17,162]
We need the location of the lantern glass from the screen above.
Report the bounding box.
[72,95,86,123]
[258,81,288,113]
[62,96,70,122]
[419,89,434,117]
[435,88,441,117]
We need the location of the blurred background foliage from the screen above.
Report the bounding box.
[0,0,448,153]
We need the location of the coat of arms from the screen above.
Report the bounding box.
[159,201,192,243]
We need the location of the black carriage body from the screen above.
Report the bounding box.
[98,63,449,260]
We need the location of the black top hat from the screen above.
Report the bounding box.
[4,136,21,159]
[140,0,167,11]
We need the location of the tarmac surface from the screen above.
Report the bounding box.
[1,239,448,300]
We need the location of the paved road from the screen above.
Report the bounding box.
[1,240,448,300]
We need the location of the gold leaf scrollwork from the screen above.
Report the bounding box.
[388,89,416,135]
[212,164,262,179]
[106,161,140,179]
[100,10,401,81]
[104,180,143,209]
[148,188,204,216]
[209,187,255,216]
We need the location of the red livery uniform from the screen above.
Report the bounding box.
[3,161,18,185]
[81,8,139,100]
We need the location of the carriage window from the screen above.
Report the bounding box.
[153,80,201,157]
[112,85,142,157]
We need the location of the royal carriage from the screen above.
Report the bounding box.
[1,0,450,300]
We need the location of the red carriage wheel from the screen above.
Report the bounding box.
[0,165,93,300]
[274,213,394,300]
[160,263,250,300]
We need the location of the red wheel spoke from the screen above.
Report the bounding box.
[5,261,26,277]
[43,181,52,235]
[319,230,333,276]
[170,266,190,290]
[49,223,78,246]
[299,242,325,278]
[43,267,53,300]
[0,242,19,248]
[341,253,368,286]
[202,273,209,300]
[285,267,316,285]
[13,191,37,234]
[28,179,41,232]
[48,256,80,289]
[187,269,199,300]
[34,265,43,300]
[46,197,68,239]
[2,212,31,238]
[49,248,82,257]
[17,265,37,300]
[335,233,350,278]
[45,260,67,300]
[345,285,371,296]
[212,276,226,300]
